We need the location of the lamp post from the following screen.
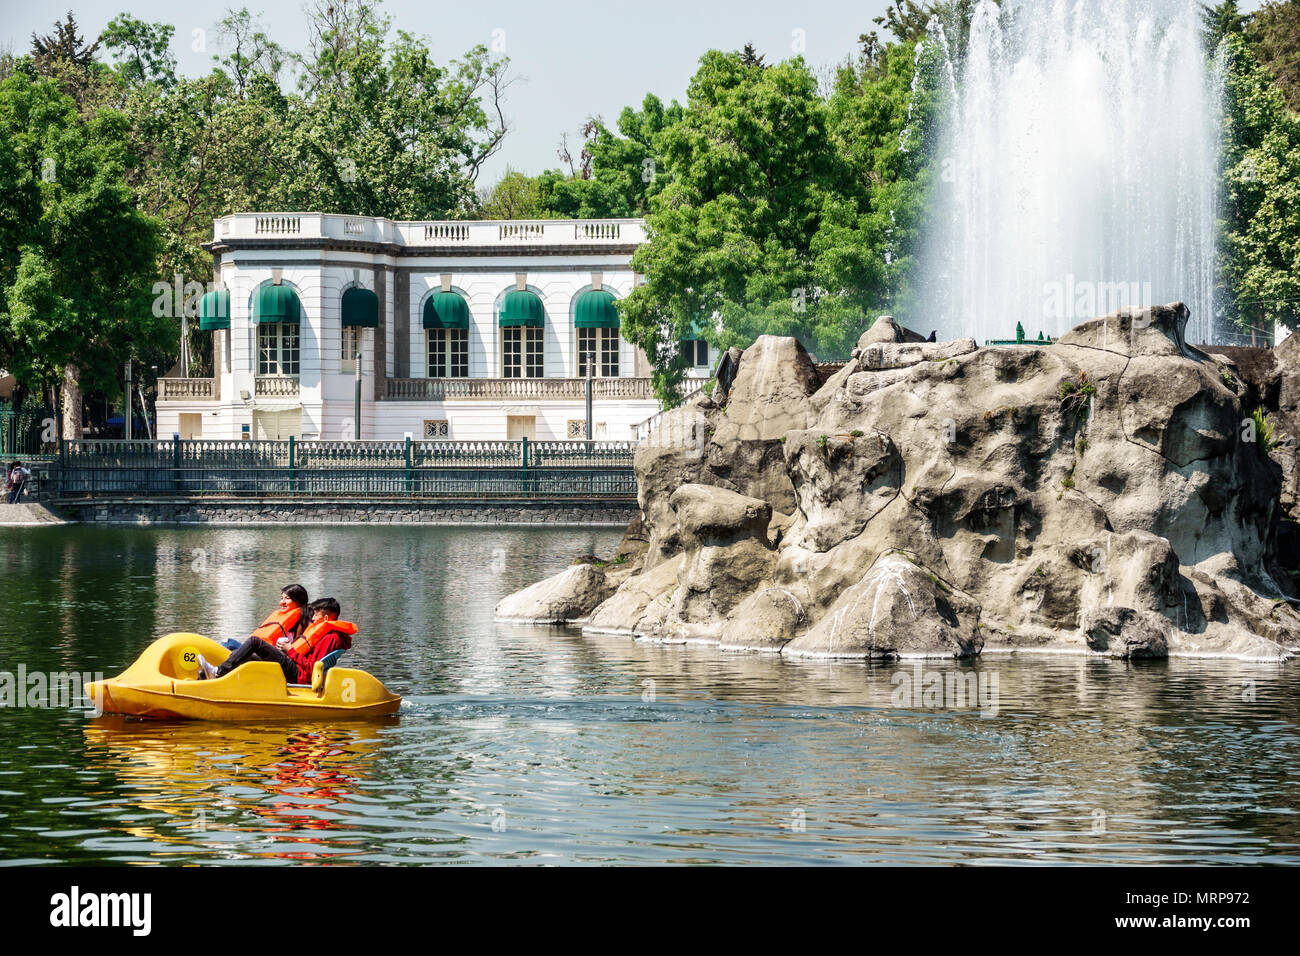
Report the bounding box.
[124,360,132,441]
[354,350,362,441]
[584,350,594,441]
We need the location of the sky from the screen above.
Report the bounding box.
[0,0,902,185]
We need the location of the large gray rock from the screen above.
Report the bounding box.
[783,553,983,659]
[653,485,776,637]
[715,334,820,442]
[494,562,615,624]
[1082,607,1169,659]
[857,315,927,346]
[634,335,817,567]
[504,302,1300,664]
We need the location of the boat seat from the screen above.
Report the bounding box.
[310,649,347,692]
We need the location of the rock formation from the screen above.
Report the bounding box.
[499,306,1300,662]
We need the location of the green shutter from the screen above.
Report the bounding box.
[198,289,230,331]
[423,291,469,330]
[499,289,544,327]
[253,284,302,324]
[341,287,378,328]
[574,290,620,329]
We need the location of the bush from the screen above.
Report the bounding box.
[1252,408,1278,455]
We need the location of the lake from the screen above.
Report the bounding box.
[1,524,1297,865]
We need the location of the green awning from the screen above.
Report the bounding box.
[683,312,708,340]
[574,290,620,329]
[342,287,378,328]
[198,289,230,331]
[253,284,302,324]
[499,289,544,327]
[424,291,469,330]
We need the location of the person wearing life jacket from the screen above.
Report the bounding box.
[200,598,356,686]
[246,584,310,648]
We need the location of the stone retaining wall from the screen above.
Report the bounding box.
[53,498,636,526]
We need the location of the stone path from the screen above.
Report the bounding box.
[0,502,68,526]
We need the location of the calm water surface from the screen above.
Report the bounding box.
[1,524,1298,865]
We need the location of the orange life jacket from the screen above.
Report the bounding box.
[289,618,358,656]
[251,606,303,644]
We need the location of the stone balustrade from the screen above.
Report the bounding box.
[255,376,301,397]
[213,213,645,247]
[158,378,215,400]
[383,377,656,401]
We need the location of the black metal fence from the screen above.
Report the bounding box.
[1,404,58,460]
[52,438,637,499]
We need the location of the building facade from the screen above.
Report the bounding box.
[156,213,710,442]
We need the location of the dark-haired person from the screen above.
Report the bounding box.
[5,461,31,504]
[198,598,357,685]
[220,584,309,652]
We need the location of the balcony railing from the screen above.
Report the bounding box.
[383,377,656,401]
[213,213,645,247]
[255,376,300,397]
[158,378,215,400]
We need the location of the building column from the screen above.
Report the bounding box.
[393,267,410,379]
[373,263,387,398]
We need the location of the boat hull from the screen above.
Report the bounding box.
[85,633,401,721]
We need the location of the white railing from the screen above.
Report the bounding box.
[384,377,657,401]
[634,382,707,441]
[214,214,645,247]
[254,215,301,235]
[255,376,300,397]
[499,222,547,241]
[425,223,469,241]
[576,221,620,240]
[158,378,215,400]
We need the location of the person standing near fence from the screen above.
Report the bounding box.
[5,460,30,503]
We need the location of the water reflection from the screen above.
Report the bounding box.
[81,717,397,863]
[2,525,1299,864]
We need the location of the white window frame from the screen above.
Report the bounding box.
[503,325,543,378]
[342,326,360,374]
[577,327,620,377]
[258,323,300,376]
[427,327,469,378]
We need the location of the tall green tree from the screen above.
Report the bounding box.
[617,52,866,402]
[1217,33,1300,334]
[613,40,942,404]
[269,0,509,219]
[0,73,163,433]
[1246,0,1300,113]
[477,166,557,219]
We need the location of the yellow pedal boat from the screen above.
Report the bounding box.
[85,633,402,721]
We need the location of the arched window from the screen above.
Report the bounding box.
[424,291,470,378]
[253,284,302,376]
[574,290,620,377]
[499,290,544,378]
[341,286,378,374]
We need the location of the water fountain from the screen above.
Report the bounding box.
[919,0,1222,344]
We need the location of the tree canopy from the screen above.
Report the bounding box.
[0,72,163,410]
[0,2,511,416]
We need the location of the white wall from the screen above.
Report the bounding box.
[169,243,659,442]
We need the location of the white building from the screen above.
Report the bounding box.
[156,213,712,442]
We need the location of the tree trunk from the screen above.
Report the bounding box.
[61,364,82,441]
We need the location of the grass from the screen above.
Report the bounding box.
[1221,368,1238,390]
[816,434,829,451]
[1060,372,1097,420]
[1252,408,1277,455]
